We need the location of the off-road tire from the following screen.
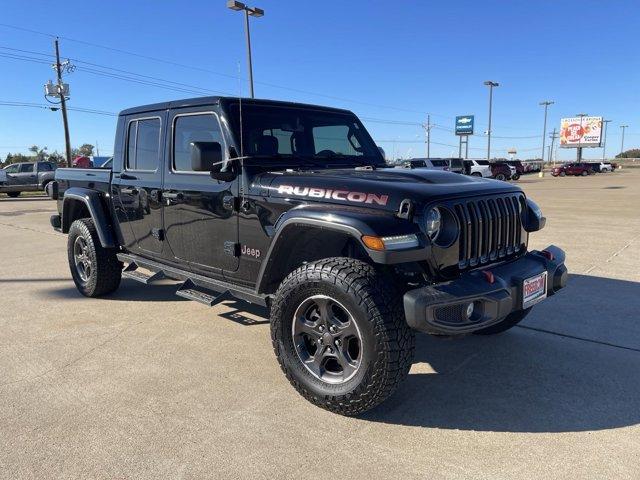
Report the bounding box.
[6,191,20,198]
[67,218,122,297]
[473,308,531,335]
[270,257,415,416]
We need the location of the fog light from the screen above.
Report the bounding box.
[465,302,475,319]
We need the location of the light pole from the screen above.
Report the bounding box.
[539,101,554,162]
[602,119,611,160]
[484,81,499,161]
[620,124,628,155]
[227,0,264,98]
[576,113,587,161]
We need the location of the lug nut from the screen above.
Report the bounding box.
[329,326,336,333]
[334,339,341,347]
[318,325,325,332]
[327,347,334,354]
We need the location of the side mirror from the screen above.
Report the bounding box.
[191,141,222,172]
[191,141,237,181]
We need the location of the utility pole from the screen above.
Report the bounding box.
[620,124,628,155]
[54,38,72,167]
[484,81,499,160]
[539,101,554,162]
[601,119,611,160]
[227,1,264,98]
[422,115,431,157]
[548,128,558,164]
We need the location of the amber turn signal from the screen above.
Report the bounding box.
[361,235,385,251]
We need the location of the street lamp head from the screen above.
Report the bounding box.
[248,6,264,17]
[484,81,499,87]
[539,100,554,106]
[576,113,588,117]
[620,124,629,128]
[227,0,246,11]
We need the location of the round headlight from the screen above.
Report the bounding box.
[425,207,441,239]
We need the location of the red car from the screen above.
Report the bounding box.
[552,162,593,177]
[490,162,512,181]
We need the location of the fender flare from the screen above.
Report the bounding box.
[62,187,116,248]
[255,206,428,294]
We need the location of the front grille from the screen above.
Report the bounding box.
[454,195,524,269]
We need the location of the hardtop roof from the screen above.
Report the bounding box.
[119,96,353,116]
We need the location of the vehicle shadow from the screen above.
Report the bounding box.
[362,274,640,432]
[42,279,189,302]
[0,196,50,202]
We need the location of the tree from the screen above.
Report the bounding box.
[28,145,48,161]
[615,148,640,159]
[48,151,65,165]
[72,144,95,158]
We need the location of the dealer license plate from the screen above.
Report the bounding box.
[522,272,548,309]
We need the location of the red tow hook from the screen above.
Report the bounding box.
[542,250,555,261]
[482,270,495,284]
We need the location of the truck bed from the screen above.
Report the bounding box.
[55,168,112,195]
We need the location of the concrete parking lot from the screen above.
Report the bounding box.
[1,170,639,479]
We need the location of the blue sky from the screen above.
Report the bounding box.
[0,0,638,161]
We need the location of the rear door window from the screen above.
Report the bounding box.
[126,118,161,171]
[20,163,34,173]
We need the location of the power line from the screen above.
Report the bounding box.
[0,101,116,116]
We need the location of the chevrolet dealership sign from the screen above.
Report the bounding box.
[455,115,474,136]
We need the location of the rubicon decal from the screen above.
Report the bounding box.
[277,185,389,206]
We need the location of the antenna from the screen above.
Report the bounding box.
[237,61,247,206]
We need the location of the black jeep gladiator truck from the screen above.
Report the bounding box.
[50,96,567,415]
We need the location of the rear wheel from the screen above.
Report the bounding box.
[67,218,122,297]
[473,308,531,335]
[581,170,588,176]
[471,172,482,177]
[6,191,20,198]
[495,173,506,181]
[511,173,520,181]
[271,258,415,416]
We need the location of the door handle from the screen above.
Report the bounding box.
[121,187,139,195]
[117,173,137,180]
[163,192,184,201]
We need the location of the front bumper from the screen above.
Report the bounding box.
[404,245,568,334]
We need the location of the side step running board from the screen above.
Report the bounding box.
[175,279,233,307]
[122,261,166,284]
[117,253,267,307]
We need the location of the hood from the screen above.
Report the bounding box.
[255,167,521,212]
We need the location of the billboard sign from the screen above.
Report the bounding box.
[455,115,474,136]
[560,116,603,148]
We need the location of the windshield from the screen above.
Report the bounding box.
[225,102,385,168]
[430,160,447,167]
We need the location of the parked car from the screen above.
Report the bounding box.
[0,161,57,197]
[398,158,449,171]
[490,162,513,181]
[506,160,525,178]
[0,167,7,185]
[442,157,464,174]
[588,162,612,173]
[552,162,593,177]
[50,96,567,416]
[463,159,492,178]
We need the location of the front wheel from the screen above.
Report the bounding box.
[473,308,531,335]
[270,258,415,416]
[581,170,588,176]
[495,173,506,181]
[67,218,122,297]
[6,191,20,198]
[559,171,566,177]
[511,173,520,181]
